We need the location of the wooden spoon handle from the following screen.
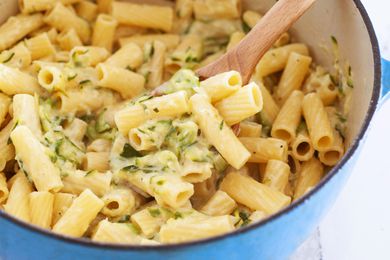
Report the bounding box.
[197,0,316,84]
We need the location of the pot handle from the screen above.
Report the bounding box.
[381,58,390,97]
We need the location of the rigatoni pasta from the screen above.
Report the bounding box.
[302,93,334,151]
[200,70,242,103]
[119,34,180,50]
[53,189,104,237]
[291,129,315,162]
[190,94,250,169]
[57,29,82,51]
[12,94,43,138]
[0,14,44,51]
[238,121,262,137]
[239,137,288,163]
[29,191,54,229]
[52,193,75,226]
[0,64,42,95]
[200,191,237,216]
[112,2,174,32]
[293,158,324,200]
[193,0,241,20]
[24,33,56,60]
[275,52,312,104]
[215,82,263,126]
[92,14,118,52]
[271,90,303,143]
[97,63,145,98]
[104,42,143,69]
[11,126,63,192]
[4,172,33,222]
[255,44,309,78]
[220,172,291,214]
[159,215,235,243]
[44,3,91,43]
[262,160,290,193]
[75,0,98,22]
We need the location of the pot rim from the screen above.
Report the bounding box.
[0,0,382,251]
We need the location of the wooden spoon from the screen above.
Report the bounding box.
[197,0,317,84]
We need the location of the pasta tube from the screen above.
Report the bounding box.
[52,193,75,226]
[258,83,280,126]
[275,52,312,104]
[215,82,263,126]
[44,3,91,43]
[117,168,193,209]
[53,189,104,237]
[193,0,241,20]
[87,139,111,153]
[190,94,251,169]
[75,0,98,22]
[104,43,143,69]
[115,91,189,135]
[63,118,88,149]
[57,87,119,115]
[29,191,54,229]
[262,160,290,193]
[92,14,118,52]
[145,40,167,89]
[4,172,33,222]
[83,152,110,172]
[0,64,42,95]
[200,71,242,103]
[239,137,288,163]
[255,44,309,77]
[112,2,173,32]
[61,170,112,197]
[57,29,83,51]
[101,188,137,217]
[271,90,303,143]
[13,94,42,139]
[97,63,145,98]
[119,34,180,50]
[181,160,213,184]
[97,0,112,13]
[238,121,262,138]
[291,129,315,161]
[38,66,66,92]
[318,129,344,166]
[302,93,334,151]
[25,33,56,60]
[11,126,63,192]
[0,14,44,51]
[70,46,110,67]
[0,43,32,68]
[220,172,291,214]
[294,158,324,200]
[92,219,143,244]
[200,191,237,216]
[130,204,168,238]
[160,215,235,243]
[19,0,82,13]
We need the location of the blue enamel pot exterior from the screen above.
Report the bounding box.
[0,0,388,259]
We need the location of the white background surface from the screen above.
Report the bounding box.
[316,1,390,259]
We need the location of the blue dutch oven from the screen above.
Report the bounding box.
[1,0,389,259]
